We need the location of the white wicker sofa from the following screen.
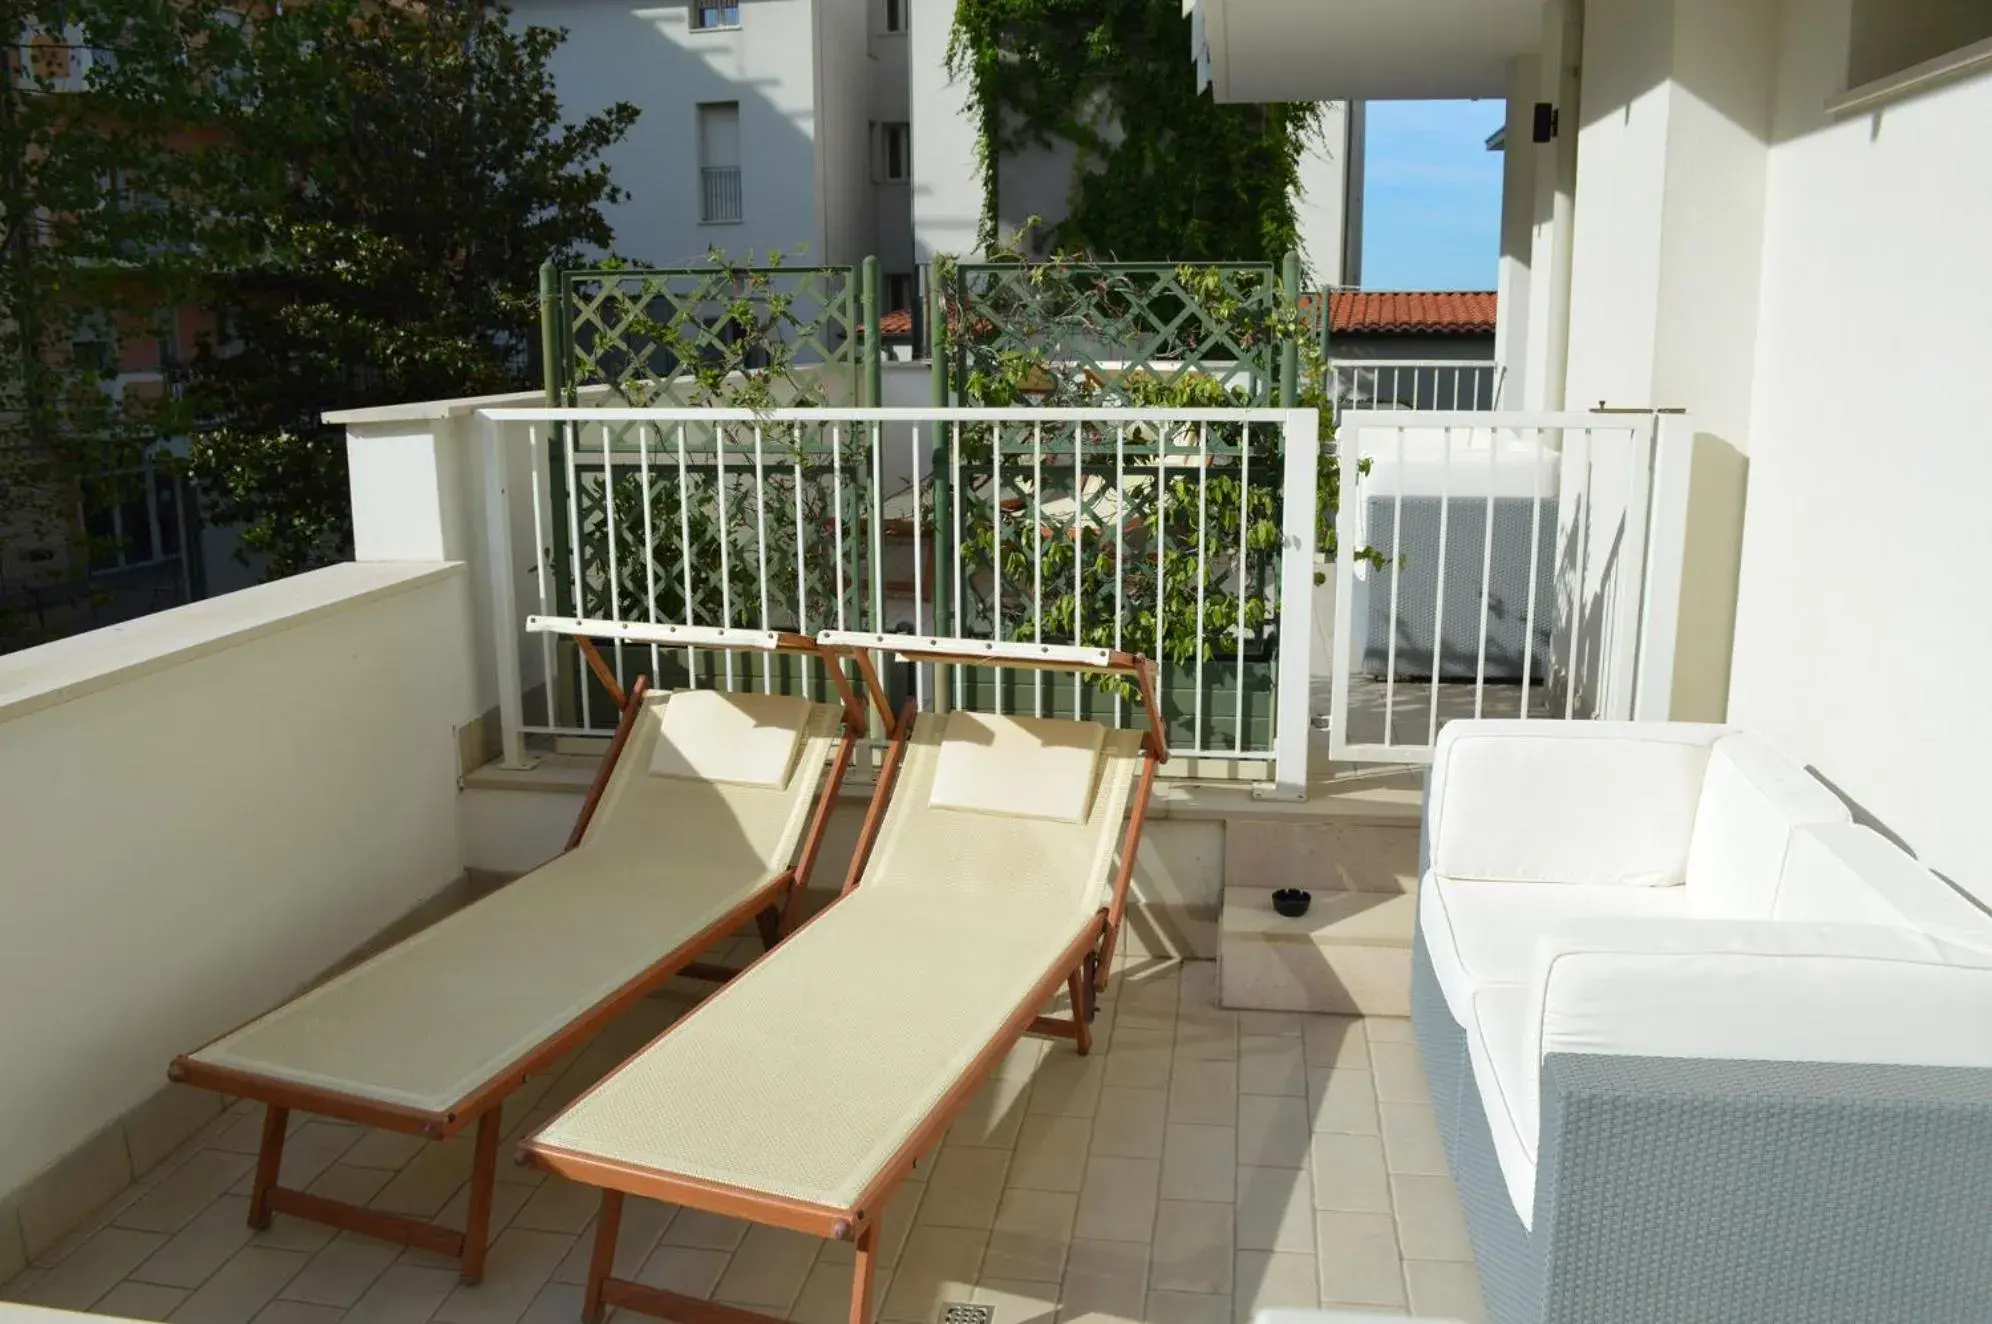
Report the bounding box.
[1412,720,1992,1324]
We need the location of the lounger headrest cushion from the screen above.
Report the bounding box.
[928,711,1105,823]
[648,689,812,788]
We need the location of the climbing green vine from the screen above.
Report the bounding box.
[945,0,1323,267]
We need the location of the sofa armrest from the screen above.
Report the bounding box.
[1530,1053,1992,1321]
[1427,719,1729,886]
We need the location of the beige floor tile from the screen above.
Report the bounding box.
[248,1301,343,1324]
[970,1276,1060,1324]
[1310,1134,1391,1215]
[341,1264,458,1324]
[1028,1055,1107,1119]
[997,1038,1052,1081]
[1148,1202,1232,1295]
[1380,1102,1448,1178]
[787,1260,892,1324]
[302,1164,392,1209]
[1230,1251,1317,1324]
[878,1224,985,1324]
[1089,1088,1167,1161]
[918,1147,1011,1231]
[272,1126,362,1194]
[1060,1240,1148,1324]
[1177,963,1220,1014]
[127,1091,231,1184]
[93,1281,191,1321]
[117,1154,257,1237]
[632,1245,730,1298]
[1173,1015,1239,1064]
[551,1198,674,1285]
[1404,1258,1487,1322]
[714,1225,820,1309]
[339,1132,427,1174]
[368,1141,473,1221]
[1237,1037,1307,1098]
[1063,1238,1147,1283]
[18,1227,169,1310]
[1235,1096,1311,1172]
[167,1246,309,1324]
[207,1113,274,1158]
[514,1282,585,1324]
[432,1181,532,1241]
[1235,1009,1305,1038]
[1305,1069,1380,1136]
[1101,1031,1174,1091]
[1008,1117,1092,1194]
[1391,1175,1472,1263]
[1071,1157,1160,1244]
[1315,1210,1406,1309]
[821,1182,924,1269]
[1302,1017,1369,1071]
[949,1072,1035,1150]
[660,1208,751,1253]
[982,1190,1077,1284]
[1370,1042,1432,1105]
[1362,1016,1416,1045]
[278,1233,399,1308]
[1166,1061,1238,1129]
[130,1195,257,1289]
[431,1228,571,1324]
[1147,1289,1232,1324]
[1159,1127,1235,1204]
[1233,1169,1314,1255]
[510,1180,601,1236]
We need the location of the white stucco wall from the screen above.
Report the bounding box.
[812,0,875,266]
[1294,102,1357,284]
[514,0,822,264]
[909,0,982,265]
[0,564,473,1201]
[1728,4,1992,902]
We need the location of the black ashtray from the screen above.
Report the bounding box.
[1271,888,1312,918]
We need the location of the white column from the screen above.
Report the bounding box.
[1494,58,1538,407]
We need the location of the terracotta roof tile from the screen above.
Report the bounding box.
[880,308,913,337]
[1309,290,1497,335]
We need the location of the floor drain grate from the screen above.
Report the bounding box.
[938,1306,993,1324]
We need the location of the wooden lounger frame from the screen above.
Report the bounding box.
[167,624,870,1283]
[524,638,1167,1324]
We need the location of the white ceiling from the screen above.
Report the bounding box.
[1196,0,1544,102]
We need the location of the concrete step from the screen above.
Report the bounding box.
[1217,885,1414,1016]
[1224,819,1419,894]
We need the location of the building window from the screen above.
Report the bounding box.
[697,102,742,223]
[1846,0,1992,90]
[883,0,906,33]
[885,272,915,316]
[690,3,740,31]
[877,122,910,183]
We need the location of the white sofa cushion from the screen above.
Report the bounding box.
[1418,872,1689,1022]
[1773,822,1992,944]
[1683,733,1850,918]
[928,711,1104,823]
[647,689,812,787]
[1427,720,1729,886]
[1462,982,1539,1228]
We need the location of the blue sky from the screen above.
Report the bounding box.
[1360,100,1507,291]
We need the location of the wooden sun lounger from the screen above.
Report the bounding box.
[167,622,867,1282]
[517,636,1166,1324]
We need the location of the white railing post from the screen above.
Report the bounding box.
[480,414,536,770]
[1261,407,1321,800]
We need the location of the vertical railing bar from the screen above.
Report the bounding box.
[1154,423,1168,742]
[601,422,625,700]
[1383,425,1405,747]
[529,425,556,732]
[952,419,965,708]
[675,422,696,689]
[1567,427,1592,721]
[993,421,1004,716]
[717,421,736,691]
[1521,426,1545,719]
[911,422,925,710]
[1428,425,1455,747]
[1033,420,1044,719]
[1113,423,1125,730]
[793,422,810,701]
[1474,424,1498,719]
[832,422,847,632]
[753,423,770,695]
[1234,420,1248,756]
[564,416,591,732]
[1072,419,1084,721]
[639,424,660,684]
[869,420,884,636]
[1195,421,1209,756]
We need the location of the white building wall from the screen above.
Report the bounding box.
[1295,101,1359,284]
[812,0,875,266]
[513,0,822,264]
[909,0,983,266]
[870,0,915,274]
[1728,2,1992,902]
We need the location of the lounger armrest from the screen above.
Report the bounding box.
[1427,719,1730,887]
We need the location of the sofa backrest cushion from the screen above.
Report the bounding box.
[1429,720,1727,886]
[1774,822,1992,944]
[1684,733,1850,918]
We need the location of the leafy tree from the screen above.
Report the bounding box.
[180,0,638,575]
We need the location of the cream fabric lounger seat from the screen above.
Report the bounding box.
[170,676,852,1283]
[524,700,1161,1324]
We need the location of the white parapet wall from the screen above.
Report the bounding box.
[0,561,474,1264]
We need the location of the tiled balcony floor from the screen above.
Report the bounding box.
[1,956,1486,1324]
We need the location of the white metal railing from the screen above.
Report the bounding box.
[1327,409,1690,763]
[476,406,1322,797]
[1328,360,1504,412]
